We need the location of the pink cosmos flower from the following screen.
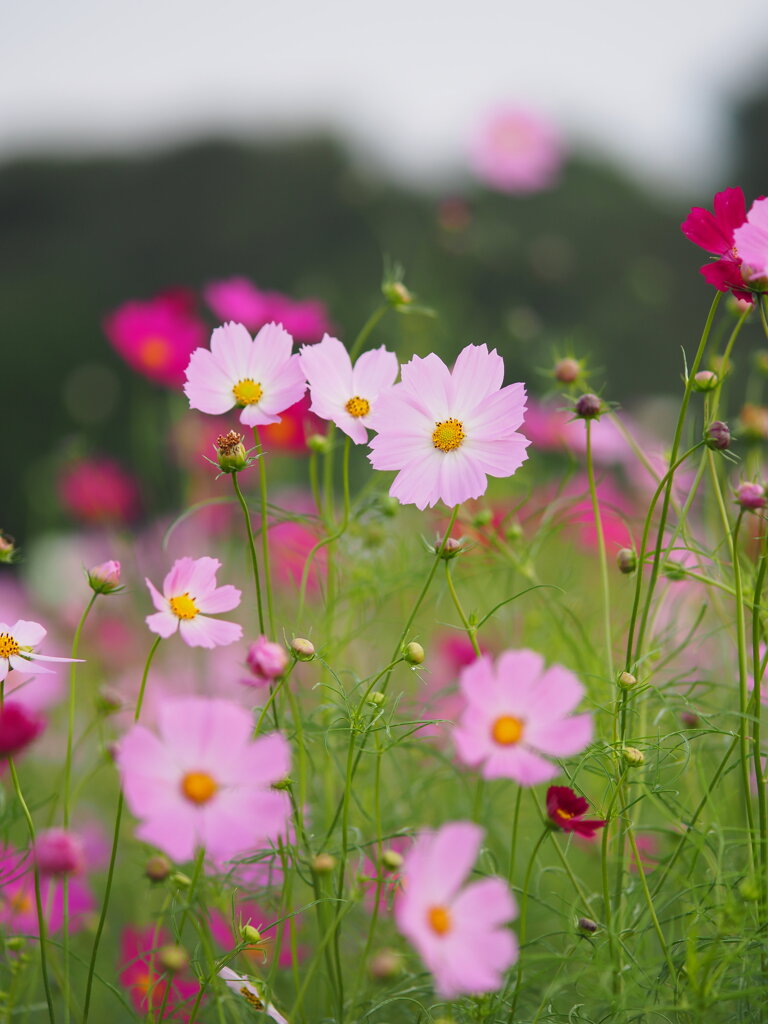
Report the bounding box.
[184,321,306,427]
[395,821,516,999]
[0,620,83,682]
[58,456,141,525]
[104,289,206,388]
[680,188,754,302]
[469,107,562,194]
[145,557,242,648]
[34,829,85,876]
[244,636,289,688]
[119,925,198,1019]
[368,345,530,510]
[116,696,291,863]
[300,335,398,444]
[733,196,768,285]
[204,277,332,343]
[0,846,94,935]
[0,702,45,757]
[453,650,592,784]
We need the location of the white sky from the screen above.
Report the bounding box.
[2,0,768,192]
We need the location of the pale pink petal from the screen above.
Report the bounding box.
[351,346,399,397]
[11,621,47,647]
[466,434,530,478]
[136,805,199,863]
[523,664,585,720]
[178,615,242,649]
[184,348,236,414]
[525,712,593,758]
[195,584,241,614]
[0,660,11,681]
[451,876,517,929]
[249,322,295,379]
[389,452,443,510]
[449,344,505,417]
[435,450,488,507]
[145,611,179,639]
[239,404,281,427]
[163,556,197,598]
[399,353,454,419]
[157,697,254,765]
[458,654,496,703]
[300,335,353,406]
[210,322,254,382]
[483,745,559,784]
[257,374,308,418]
[145,577,168,613]
[182,556,222,598]
[465,382,528,437]
[236,732,292,787]
[494,649,546,707]
[334,413,369,445]
[422,822,482,904]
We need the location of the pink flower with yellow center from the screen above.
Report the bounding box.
[184,321,306,428]
[452,650,593,784]
[395,821,517,999]
[145,556,242,649]
[680,187,754,302]
[367,344,530,510]
[116,697,291,863]
[300,334,398,444]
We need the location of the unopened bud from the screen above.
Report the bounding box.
[382,280,413,307]
[574,393,602,419]
[158,944,189,973]
[271,776,292,790]
[577,916,599,934]
[379,495,399,517]
[471,508,493,527]
[621,746,645,767]
[705,421,731,451]
[311,853,337,874]
[241,924,262,944]
[170,871,192,889]
[307,433,331,454]
[735,481,766,511]
[505,520,523,542]
[215,431,249,473]
[435,536,463,559]
[95,686,123,715]
[0,531,17,564]
[692,370,718,392]
[381,849,404,871]
[6,936,25,950]
[245,637,289,688]
[554,357,582,384]
[618,671,637,689]
[369,947,403,980]
[680,711,699,728]
[87,560,122,594]
[291,637,315,661]
[145,855,172,882]
[616,548,636,574]
[368,691,385,707]
[404,641,425,665]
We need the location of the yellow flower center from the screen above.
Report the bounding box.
[491,715,524,745]
[239,986,264,1009]
[555,808,575,820]
[139,336,171,370]
[0,634,20,659]
[232,378,264,406]
[432,418,465,453]
[427,905,452,935]
[8,889,33,914]
[169,593,199,620]
[345,395,370,418]
[181,771,218,805]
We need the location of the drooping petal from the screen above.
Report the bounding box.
[145,611,180,639]
[178,615,242,649]
[195,584,241,614]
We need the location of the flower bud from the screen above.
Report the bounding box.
[574,393,602,419]
[215,431,249,473]
[729,295,753,317]
[692,370,718,392]
[435,536,463,559]
[577,916,599,934]
[381,849,404,871]
[382,280,413,307]
[705,421,730,451]
[554,357,582,384]
[616,548,636,574]
[404,641,425,665]
[170,871,192,889]
[379,495,399,517]
[311,853,337,874]
[368,691,385,707]
[369,947,402,980]
[307,433,331,454]
[621,746,645,767]
[241,924,262,944]
[0,702,45,757]
[244,637,289,688]
[145,854,173,882]
[505,520,523,542]
[34,829,84,877]
[158,944,189,973]
[735,481,766,511]
[471,508,494,527]
[680,711,699,729]
[618,671,637,689]
[0,531,17,564]
[87,560,122,595]
[662,560,686,581]
[271,776,293,790]
[95,686,123,715]
[6,936,25,950]
[291,637,315,661]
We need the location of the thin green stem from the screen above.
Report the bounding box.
[626,827,676,983]
[253,427,275,636]
[232,470,265,634]
[732,511,758,871]
[444,561,481,656]
[348,304,388,361]
[752,532,768,911]
[585,418,613,679]
[509,830,549,1021]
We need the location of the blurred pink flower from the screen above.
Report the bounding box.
[145,556,242,648]
[119,925,198,1019]
[58,456,141,525]
[395,821,517,998]
[368,345,530,510]
[184,321,306,428]
[681,188,754,302]
[300,335,398,444]
[104,289,206,388]
[34,829,85,876]
[453,650,592,784]
[470,107,562,194]
[204,277,331,343]
[260,394,323,454]
[244,636,289,688]
[116,696,291,863]
[0,846,93,934]
[269,515,327,593]
[733,196,768,285]
[0,701,45,757]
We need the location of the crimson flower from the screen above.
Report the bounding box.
[680,187,753,303]
[546,785,606,838]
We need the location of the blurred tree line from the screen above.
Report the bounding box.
[1,84,767,542]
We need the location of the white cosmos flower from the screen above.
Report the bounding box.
[0,620,82,683]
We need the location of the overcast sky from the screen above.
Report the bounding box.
[2,0,768,193]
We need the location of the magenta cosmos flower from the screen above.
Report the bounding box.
[367,345,529,510]
[58,456,141,525]
[395,821,516,999]
[452,650,592,784]
[116,696,291,863]
[205,277,332,343]
[300,335,398,444]
[0,620,82,682]
[469,107,562,194]
[119,925,199,1017]
[680,187,754,302]
[733,196,768,285]
[145,557,242,648]
[184,321,306,427]
[546,786,606,839]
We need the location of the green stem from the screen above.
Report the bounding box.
[585,418,614,679]
[752,533,768,911]
[626,827,676,983]
[732,511,758,871]
[509,830,549,1021]
[232,471,265,634]
[348,304,388,361]
[253,427,275,636]
[444,561,481,656]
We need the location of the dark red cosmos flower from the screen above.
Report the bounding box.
[546,785,606,838]
[680,187,754,303]
[0,702,45,758]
